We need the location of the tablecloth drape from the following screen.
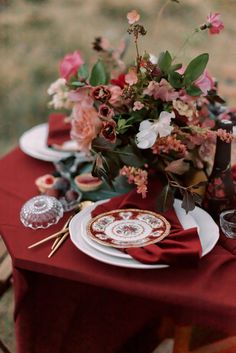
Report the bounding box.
[1,148,236,353]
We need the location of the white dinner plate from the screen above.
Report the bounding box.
[19,123,76,162]
[69,199,219,269]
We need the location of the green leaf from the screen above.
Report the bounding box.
[89,60,107,86]
[158,51,172,74]
[116,118,133,134]
[171,63,182,71]
[91,136,117,152]
[184,53,209,84]
[77,64,89,80]
[156,184,174,212]
[71,81,86,87]
[185,84,202,96]
[119,144,145,168]
[168,71,183,89]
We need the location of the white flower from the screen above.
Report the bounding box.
[47,78,66,95]
[154,111,175,137]
[47,78,72,109]
[136,111,175,149]
[149,53,158,64]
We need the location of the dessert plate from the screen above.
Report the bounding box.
[87,209,171,248]
[19,123,76,162]
[69,199,219,269]
[81,202,198,260]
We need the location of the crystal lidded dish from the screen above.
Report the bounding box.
[20,195,64,229]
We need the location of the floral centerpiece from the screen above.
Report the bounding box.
[47,7,234,213]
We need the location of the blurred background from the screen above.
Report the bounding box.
[0,0,236,158]
[0,1,236,351]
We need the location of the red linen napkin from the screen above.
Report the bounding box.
[91,179,202,266]
[47,113,71,147]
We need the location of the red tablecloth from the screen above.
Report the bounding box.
[1,148,236,353]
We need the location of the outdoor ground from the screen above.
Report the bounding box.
[0,0,236,352]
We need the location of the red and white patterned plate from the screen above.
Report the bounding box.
[87,209,171,248]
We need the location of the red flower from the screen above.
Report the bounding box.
[110,74,126,89]
[92,86,112,102]
[100,120,116,143]
[98,104,114,120]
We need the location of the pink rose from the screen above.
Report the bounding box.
[194,70,215,95]
[127,10,140,25]
[59,51,84,81]
[207,13,224,35]
[68,86,93,109]
[71,108,102,152]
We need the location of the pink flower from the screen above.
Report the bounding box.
[127,10,140,25]
[68,86,93,109]
[125,68,138,86]
[133,101,144,111]
[178,67,215,96]
[120,166,148,198]
[71,108,102,152]
[207,13,224,35]
[144,79,179,102]
[109,85,123,106]
[59,51,84,81]
[194,70,215,95]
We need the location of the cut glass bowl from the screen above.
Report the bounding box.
[20,195,64,229]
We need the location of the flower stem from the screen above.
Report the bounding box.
[172,29,198,61]
[135,38,141,72]
[154,0,179,35]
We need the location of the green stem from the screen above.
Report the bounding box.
[172,29,199,61]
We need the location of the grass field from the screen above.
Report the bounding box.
[0,0,236,157]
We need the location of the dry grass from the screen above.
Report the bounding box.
[0,0,236,157]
